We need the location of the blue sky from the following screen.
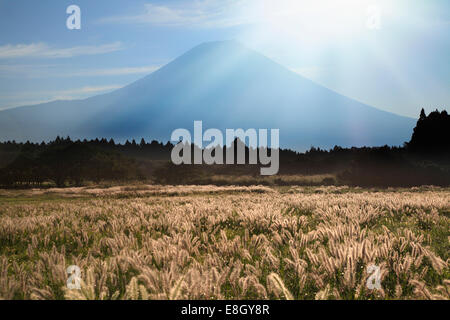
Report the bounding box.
[0,0,448,117]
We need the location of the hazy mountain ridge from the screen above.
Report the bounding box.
[0,40,416,151]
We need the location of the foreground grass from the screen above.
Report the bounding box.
[0,185,449,300]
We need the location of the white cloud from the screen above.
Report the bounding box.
[0,64,161,78]
[55,85,124,95]
[0,42,124,59]
[98,1,250,28]
[97,0,448,34]
[97,0,387,30]
[0,85,124,110]
[0,99,55,110]
[68,65,161,77]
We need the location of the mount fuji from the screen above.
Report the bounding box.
[0,40,416,151]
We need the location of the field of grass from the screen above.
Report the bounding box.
[191,174,337,186]
[0,185,449,300]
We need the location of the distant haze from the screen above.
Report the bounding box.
[0,41,416,151]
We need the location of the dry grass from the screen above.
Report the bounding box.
[197,174,336,186]
[0,185,448,300]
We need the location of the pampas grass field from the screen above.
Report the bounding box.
[0,185,449,300]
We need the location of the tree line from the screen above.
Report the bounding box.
[0,109,448,188]
[0,138,148,187]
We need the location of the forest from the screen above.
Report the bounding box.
[0,109,448,188]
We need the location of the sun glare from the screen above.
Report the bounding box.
[246,0,388,44]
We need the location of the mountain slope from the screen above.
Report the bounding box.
[0,40,416,150]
